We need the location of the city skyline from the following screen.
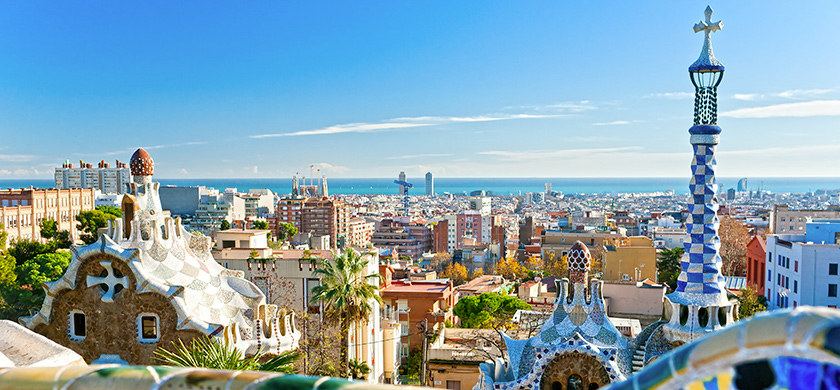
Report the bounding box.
[2,2,840,179]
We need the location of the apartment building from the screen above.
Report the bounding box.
[300,198,350,249]
[55,160,131,194]
[0,188,95,247]
[766,219,840,309]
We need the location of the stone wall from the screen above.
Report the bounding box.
[33,253,204,365]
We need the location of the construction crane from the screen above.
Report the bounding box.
[393,179,413,216]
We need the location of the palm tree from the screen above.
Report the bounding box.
[155,337,301,373]
[311,249,382,376]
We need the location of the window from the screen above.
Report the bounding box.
[69,310,86,341]
[222,240,235,249]
[831,264,838,276]
[795,261,799,273]
[768,270,772,282]
[136,313,160,343]
[794,280,798,294]
[400,321,409,336]
[830,284,838,298]
[785,277,789,289]
[400,344,409,357]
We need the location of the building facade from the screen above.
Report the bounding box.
[0,187,96,247]
[55,160,131,194]
[746,235,767,296]
[769,204,840,234]
[766,220,840,309]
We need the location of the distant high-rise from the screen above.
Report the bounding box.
[737,178,748,192]
[545,182,552,195]
[398,171,407,195]
[55,159,131,194]
[425,172,434,196]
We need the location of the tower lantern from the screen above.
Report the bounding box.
[660,5,737,344]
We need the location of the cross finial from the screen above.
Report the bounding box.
[694,5,723,35]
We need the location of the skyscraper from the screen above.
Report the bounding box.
[425,172,434,196]
[398,171,407,195]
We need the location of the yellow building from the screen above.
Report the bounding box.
[602,236,657,282]
[540,231,626,274]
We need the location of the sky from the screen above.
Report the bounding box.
[1,1,839,179]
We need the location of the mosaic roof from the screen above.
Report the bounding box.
[130,148,154,176]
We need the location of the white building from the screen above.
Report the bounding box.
[766,219,840,310]
[470,196,491,216]
[55,160,131,194]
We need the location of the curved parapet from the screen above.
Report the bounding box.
[603,307,840,390]
[0,365,426,390]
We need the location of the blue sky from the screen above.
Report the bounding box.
[1,1,839,179]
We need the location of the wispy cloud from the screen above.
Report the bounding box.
[733,88,834,101]
[250,113,562,138]
[503,101,596,113]
[592,120,629,126]
[720,100,840,118]
[314,162,349,174]
[644,92,693,99]
[478,147,643,162]
[104,141,208,156]
[386,153,454,160]
[718,143,840,156]
[0,154,37,162]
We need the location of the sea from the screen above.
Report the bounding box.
[1,177,839,196]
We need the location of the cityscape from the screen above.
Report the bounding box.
[1,3,840,390]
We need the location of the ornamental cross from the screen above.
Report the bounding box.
[86,260,128,303]
[693,6,723,36]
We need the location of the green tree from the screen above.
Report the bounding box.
[277,222,298,241]
[1,251,71,320]
[657,247,684,291]
[96,205,123,219]
[155,337,300,373]
[738,286,767,320]
[252,220,269,230]
[311,249,382,376]
[39,219,58,240]
[7,239,53,266]
[0,253,15,290]
[76,207,121,245]
[454,292,531,329]
[40,219,72,249]
[220,219,231,231]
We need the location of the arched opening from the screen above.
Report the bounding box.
[121,195,138,239]
[718,307,728,326]
[539,353,610,390]
[698,307,709,328]
[568,374,583,390]
[679,305,689,326]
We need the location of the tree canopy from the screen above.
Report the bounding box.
[454,292,531,329]
[738,286,767,320]
[252,220,269,230]
[494,257,526,281]
[1,251,71,320]
[657,247,683,291]
[277,222,298,241]
[220,219,231,231]
[6,239,54,266]
[441,263,468,285]
[76,206,122,245]
[40,219,72,249]
[719,216,750,276]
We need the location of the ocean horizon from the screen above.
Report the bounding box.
[2,177,839,196]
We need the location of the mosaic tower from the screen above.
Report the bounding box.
[660,6,737,343]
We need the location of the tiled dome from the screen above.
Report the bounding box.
[567,241,591,272]
[130,148,154,176]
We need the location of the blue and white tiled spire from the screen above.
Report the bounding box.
[661,6,736,342]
